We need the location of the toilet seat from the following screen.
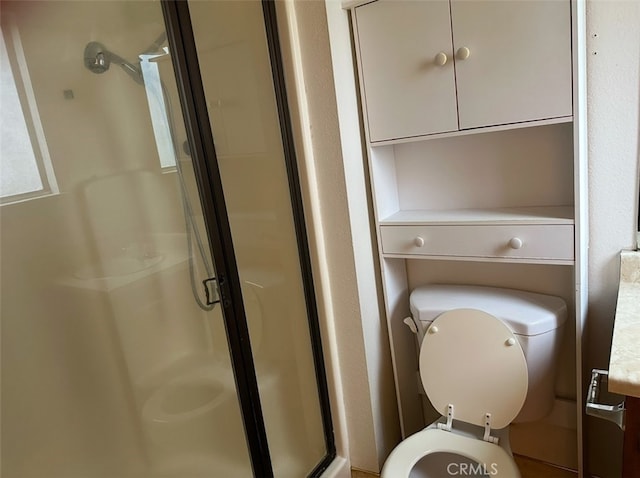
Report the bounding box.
[420,308,528,429]
[381,427,521,477]
[381,309,528,477]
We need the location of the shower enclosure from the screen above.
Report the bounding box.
[0,1,333,477]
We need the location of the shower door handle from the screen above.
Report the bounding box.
[202,277,221,306]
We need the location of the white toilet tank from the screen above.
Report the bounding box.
[410,284,567,423]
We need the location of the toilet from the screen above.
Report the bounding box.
[382,284,567,478]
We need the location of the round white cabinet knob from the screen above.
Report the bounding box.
[505,337,517,346]
[429,326,439,334]
[435,52,448,66]
[414,236,425,247]
[456,47,471,60]
[509,237,523,250]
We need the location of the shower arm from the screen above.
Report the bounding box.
[108,51,144,85]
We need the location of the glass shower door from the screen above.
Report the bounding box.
[185,1,334,476]
[1,2,253,477]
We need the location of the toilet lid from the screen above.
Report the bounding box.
[419,309,528,429]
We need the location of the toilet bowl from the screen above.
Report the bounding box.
[383,422,519,477]
[382,285,567,478]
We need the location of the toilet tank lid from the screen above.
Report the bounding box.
[410,284,567,336]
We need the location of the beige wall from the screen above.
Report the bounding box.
[585,1,640,476]
[277,0,403,471]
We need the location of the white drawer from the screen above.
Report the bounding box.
[380,224,574,261]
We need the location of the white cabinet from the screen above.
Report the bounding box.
[354,0,573,143]
[348,0,586,473]
[355,0,458,141]
[451,0,572,130]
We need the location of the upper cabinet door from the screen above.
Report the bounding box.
[451,0,572,130]
[355,0,458,142]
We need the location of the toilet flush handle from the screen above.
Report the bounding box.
[403,316,426,344]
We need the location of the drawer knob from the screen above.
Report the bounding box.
[509,237,523,250]
[414,236,425,247]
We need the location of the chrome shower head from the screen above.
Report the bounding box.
[84,41,110,74]
[83,41,144,85]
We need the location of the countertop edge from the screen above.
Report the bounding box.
[608,250,640,398]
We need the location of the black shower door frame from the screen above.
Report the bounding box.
[160,1,336,477]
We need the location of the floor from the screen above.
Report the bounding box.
[351,454,578,477]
